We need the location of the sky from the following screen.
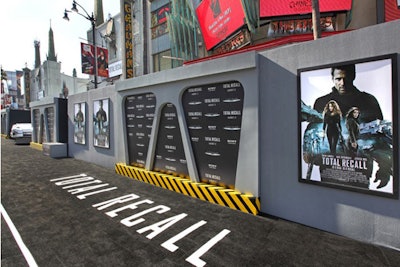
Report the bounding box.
[0,0,120,78]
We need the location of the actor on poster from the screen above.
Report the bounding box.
[74,103,85,144]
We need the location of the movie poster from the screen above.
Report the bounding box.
[81,43,95,75]
[97,47,109,78]
[299,55,398,198]
[93,99,110,148]
[74,102,86,145]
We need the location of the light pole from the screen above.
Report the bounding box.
[63,0,98,88]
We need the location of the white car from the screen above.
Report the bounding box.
[10,123,33,139]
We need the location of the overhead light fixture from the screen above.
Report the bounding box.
[72,1,79,13]
[63,9,70,21]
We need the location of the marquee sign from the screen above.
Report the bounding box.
[260,0,352,18]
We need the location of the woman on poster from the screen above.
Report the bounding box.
[322,100,342,155]
[345,107,360,157]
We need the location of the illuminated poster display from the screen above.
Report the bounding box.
[182,81,244,187]
[125,93,156,167]
[74,102,86,145]
[153,103,189,177]
[93,99,110,148]
[260,0,352,17]
[196,0,246,50]
[299,54,398,198]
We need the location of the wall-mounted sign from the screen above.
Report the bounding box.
[108,61,123,78]
[267,17,334,37]
[213,29,251,55]
[299,54,398,198]
[93,98,110,148]
[260,0,352,18]
[153,103,189,177]
[124,1,134,79]
[182,81,244,187]
[125,93,156,167]
[196,0,246,51]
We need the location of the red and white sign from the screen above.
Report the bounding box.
[196,0,246,50]
[260,0,352,18]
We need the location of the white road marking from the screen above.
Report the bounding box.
[0,204,38,267]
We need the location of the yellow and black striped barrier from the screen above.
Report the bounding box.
[115,163,260,215]
[30,142,43,151]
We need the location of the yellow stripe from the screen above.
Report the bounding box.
[175,179,189,196]
[208,187,226,206]
[188,183,206,200]
[169,178,181,193]
[155,173,167,189]
[229,192,249,213]
[218,189,238,210]
[198,185,215,203]
[241,195,258,215]
[30,142,43,151]
[161,176,174,191]
[182,181,197,198]
[147,172,159,186]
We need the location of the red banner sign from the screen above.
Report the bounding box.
[196,0,246,50]
[260,0,352,17]
[97,47,109,78]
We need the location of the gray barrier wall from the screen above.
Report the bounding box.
[68,85,117,168]
[115,52,260,195]
[259,20,400,249]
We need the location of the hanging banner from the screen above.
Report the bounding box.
[81,42,95,75]
[97,47,109,78]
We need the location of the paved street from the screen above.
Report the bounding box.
[1,137,400,266]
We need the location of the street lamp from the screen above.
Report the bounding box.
[63,0,98,88]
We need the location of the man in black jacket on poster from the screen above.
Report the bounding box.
[313,64,383,123]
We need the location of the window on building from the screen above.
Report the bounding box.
[153,50,172,72]
[151,3,171,39]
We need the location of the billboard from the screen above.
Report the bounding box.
[196,0,246,50]
[298,54,398,198]
[260,0,352,18]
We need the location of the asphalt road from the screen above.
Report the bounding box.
[1,137,400,266]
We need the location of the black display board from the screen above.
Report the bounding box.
[125,93,156,167]
[182,81,244,187]
[153,103,189,177]
[45,107,55,142]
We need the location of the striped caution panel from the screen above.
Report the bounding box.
[115,163,260,215]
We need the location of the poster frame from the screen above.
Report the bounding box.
[93,98,110,149]
[73,102,86,145]
[297,53,398,199]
